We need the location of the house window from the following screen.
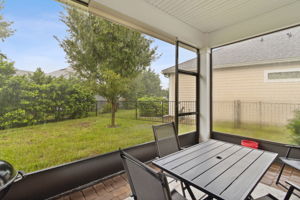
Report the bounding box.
[264,68,300,82]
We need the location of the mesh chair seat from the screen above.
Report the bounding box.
[276,145,300,195]
[279,157,300,170]
[255,181,300,200]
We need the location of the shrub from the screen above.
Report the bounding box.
[0,66,95,129]
[138,96,168,117]
[0,109,29,129]
[287,110,300,144]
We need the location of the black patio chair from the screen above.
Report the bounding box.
[152,122,182,158]
[276,145,300,188]
[255,181,300,200]
[120,150,187,200]
[152,122,188,197]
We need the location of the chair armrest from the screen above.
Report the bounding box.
[284,145,300,158]
[285,144,300,149]
[286,181,300,192]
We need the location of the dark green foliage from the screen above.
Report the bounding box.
[287,110,300,144]
[0,59,95,129]
[124,69,168,103]
[0,109,28,129]
[138,96,168,117]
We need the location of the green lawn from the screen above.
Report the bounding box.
[1,111,295,173]
[213,121,296,144]
[0,110,194,172]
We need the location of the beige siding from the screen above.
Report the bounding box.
[213,62,300,103]
[168,74,196,115]
[169,62,300,103]
[169,74,196,102]
[213,62,300,125]
[167,62,300,125]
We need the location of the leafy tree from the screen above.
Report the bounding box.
[0,57,16,115]
[0,56,15,84]
[29,67,53,84]
[0,0,14,41]
[0,0,14,58]
[57,7,156,127]
[124,68,167,102]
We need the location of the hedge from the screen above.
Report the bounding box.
[0,61,95,129]
[137,96,168,117]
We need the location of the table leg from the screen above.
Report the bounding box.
[185,183,196,200]
[246,195,254,200]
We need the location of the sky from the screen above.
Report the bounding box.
[1,0,195,88]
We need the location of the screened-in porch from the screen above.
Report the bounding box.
[1,0,300,200]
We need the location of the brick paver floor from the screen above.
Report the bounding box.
[56,163,300,200]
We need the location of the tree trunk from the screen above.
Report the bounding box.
[111,102,116,127]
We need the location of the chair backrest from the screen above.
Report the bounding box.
[152,122,181,157]
[120,151,171,200]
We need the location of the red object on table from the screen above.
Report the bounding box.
[241,140,259,149]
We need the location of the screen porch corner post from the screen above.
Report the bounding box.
[199,48,212,142]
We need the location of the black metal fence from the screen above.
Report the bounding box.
[92,100,300,127]
[214,100,300,127]
[93,100,196,124]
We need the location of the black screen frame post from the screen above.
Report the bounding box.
[175,40,200,143]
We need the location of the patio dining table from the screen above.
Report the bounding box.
[152,139,278,200]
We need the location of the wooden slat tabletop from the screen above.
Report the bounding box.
[152,139,278,200]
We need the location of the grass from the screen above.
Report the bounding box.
[0,110,194,172]
[213,121,296,144]
[1,110,295,173]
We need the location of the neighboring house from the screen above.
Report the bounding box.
[14,67,106,102]
[47,67,76,78]
[15,69,33,76]
[14,67,75,77]
[162,26,300,125]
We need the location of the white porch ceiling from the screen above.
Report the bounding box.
[144,0,297,33]
[85,0,300,48]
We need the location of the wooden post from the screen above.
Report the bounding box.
[234,100,237,128]
[237,100,241,128]
[259,101,262,128]
[234,100,241,128]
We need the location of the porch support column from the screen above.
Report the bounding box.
[199,48,212,142]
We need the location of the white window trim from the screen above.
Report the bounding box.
[264,68,300,82]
